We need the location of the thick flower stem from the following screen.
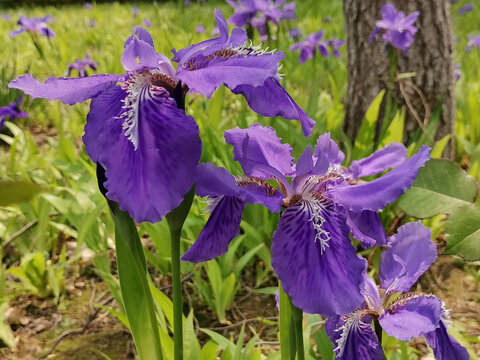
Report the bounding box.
[166,187,196,360]
[291,303,305,360]
[279,284,295,359]
[373,318,387,360]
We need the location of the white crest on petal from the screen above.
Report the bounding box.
[334,309,369,357]
[201,195,224,215]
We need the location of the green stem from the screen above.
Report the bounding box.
[291,303,305,360]
[166,187,195,360]
[279,283,295,360]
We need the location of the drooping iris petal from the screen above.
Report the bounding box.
[225,124,293,179]
[346,210,387,248]
[326,312,383,360]
[380,222,436,292]
[348,143,408,179]
[182,196,246,263]
[425,320,469,360]
[328,145,430,212]
[271,200,366,316]
[95,88,201,223]
[176,52,285,98]
[379,294,443,341]
[231,77,315,137]
[83,85,127,163]
[9,74,122,105]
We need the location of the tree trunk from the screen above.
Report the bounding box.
[343,0,456,158]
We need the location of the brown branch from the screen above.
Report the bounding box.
[205,316,278,331]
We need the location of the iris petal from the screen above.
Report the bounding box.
[425,320,469,360]
[271,200,366,316]
[9,74,122,105]
[346,210,387,248]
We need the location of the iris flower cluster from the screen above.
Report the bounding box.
[0,95,28,131]
[370,3,419,54]
[10,10,312,223]
[227,0,296,41]
[290,30,344,63]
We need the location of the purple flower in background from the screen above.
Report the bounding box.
[10,15,55,38]
[195,24,206,33]
[289,28,302,41]
[0,95,28,131]
[322,16,331,23]
[450,0,458,3]
[143,19,152,28]
[84,2,92,9]
[370,3,419,54]
[459,3,473,14]
[326,222,469,360]
[172,9,314,136]
[290,31,330,63]
[66,54,98,78]
[2,14,11,20]
[328,39,344,58]
[466,34,480,52]
[132,6,139,18]
[9,27,201,223]
[211,26,220,36]
[89,19,96,28]
[455,64,461,80]
[185,0,191,6]
[182,124,430,316]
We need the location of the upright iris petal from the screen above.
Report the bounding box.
[183,124,430,316]
[173,9,315,136]
[9,27,201,223]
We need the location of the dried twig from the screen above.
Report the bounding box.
[206,316,278,331]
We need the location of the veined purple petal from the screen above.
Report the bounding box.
[195,162,243,198]
[326,312,383,360]
[94,86,201,223]
[83,85,127,163]
[182,196,245,263]
[380,3,397,24]
[328,146,431,212]
[224,124,293,179]
[177,52,284,98]
[314,133,345,165]
[348,143,408,179]
[232,77,315,137]
[9,74,122,105]
[346,210,387,248]
[362,275,382,312]
[271,200,366,316]
[380,222,436,292]
[379,294,443,341]
[425,320,469,360]
[296,145,314,176]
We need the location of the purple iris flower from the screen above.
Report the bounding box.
[89,19,96,28]
[227,0,296,28]
[0,95,28,131]
[10,15,55,38]
[459,3,473,14]
[328,39,344,58]
[370,3,419,55]
[290,31,330,63]
[195,24,206,33]
[2,14,11,21]
[455,64,461,80]
[172,9,314,136]
[182,124,430,316]
[326,222,469,360]
[66,54,98,78]
[289,28,302,41]
[9,27,201,224]
[132,6,139,18]
[466,34,480,52]
[84,2,93,9]
[143,19,152,28]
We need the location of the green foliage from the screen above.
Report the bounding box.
[0,180,43,206]
[444,205,480,260]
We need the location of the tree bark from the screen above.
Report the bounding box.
[343,0,456,158]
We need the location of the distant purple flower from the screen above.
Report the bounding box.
[2,14,11,21]
[195,24,206,33]
[132,6,139,18]
[172,9,314,136]
[0,95,28,131]
[9,27,201,223]
[327,39,344,58]
[459,3,473,14]
[322,16,331,23]
[84,2,93,9]
[326,222,469,360]
[289,28,302,41]
[290,30,330,63]
[10,15,55,38]
[466,34,480,52]
[185,0,191,6]
[89,19,96,28]
[211,26,220,36]
[455,64,461,80]
[66,54,98,78]
[143,19,152,28]
[370,3,419,54]
[182,124,430,316]
[450,0,458,3]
